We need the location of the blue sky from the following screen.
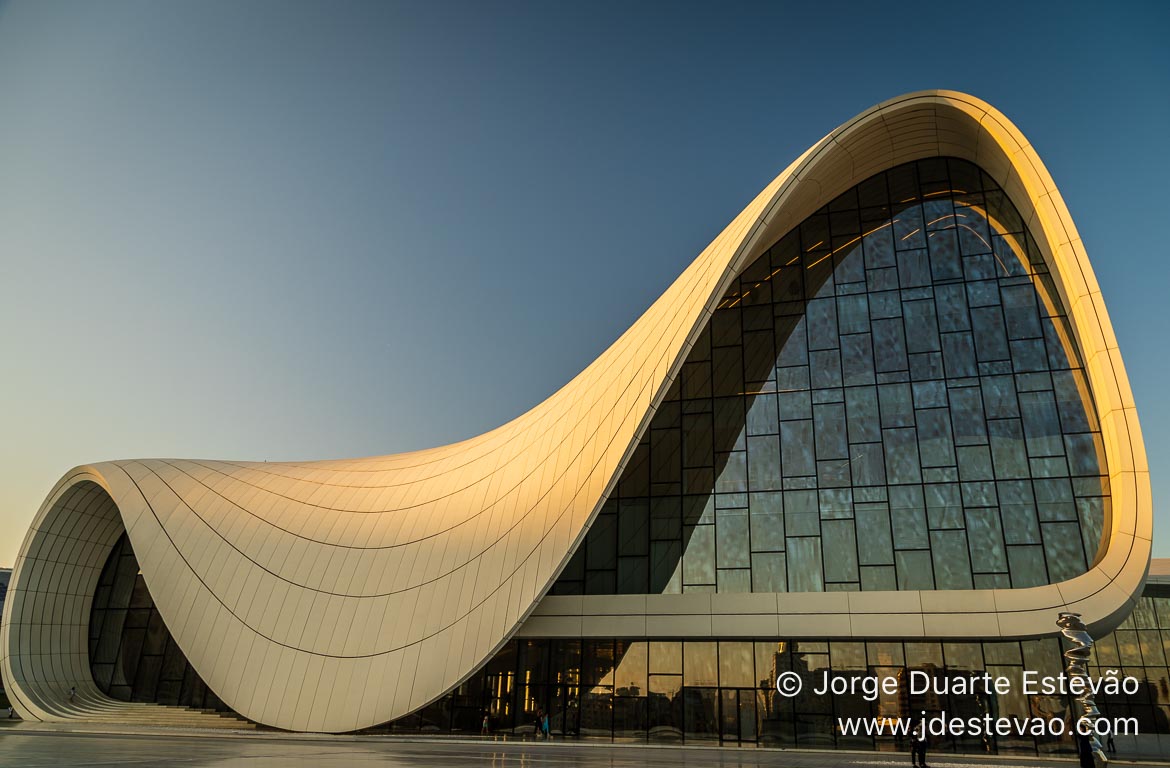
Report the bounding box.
[0,0,1167,568]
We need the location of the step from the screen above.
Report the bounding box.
[65,702,256,729]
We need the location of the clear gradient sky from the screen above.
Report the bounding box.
[1,1,1167,568]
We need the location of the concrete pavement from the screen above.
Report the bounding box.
[1,720,1167,768]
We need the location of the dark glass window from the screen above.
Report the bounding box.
[88,534,233,713]
[366,588,1170,752]
[553,158,1105,595]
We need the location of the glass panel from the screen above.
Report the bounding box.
[718,642,755,688]
[895,549,934,590]
[965,508,1007,573]
[683,525,716,586]
[716,508,749,569]
[751,552,786,592]
[684,642,718,688]
[614,642,648,697]
[856,507,894,565]
[647,674,683,742]
[739,690,758,743]
[786,537,824,592]
[684,687,719,742]
[821,520,859,583]
[748,492,784,551]
[930,530,973,589]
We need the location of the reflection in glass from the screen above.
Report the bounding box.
[552,158,1107,597]
[370,588,1170,751]
[88,533,229,712]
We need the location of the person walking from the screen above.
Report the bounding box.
[480,711,490,736]
[542,711,551,740]
[911,717,929,768]
[1107,733,1117,754]
[1076,732,1096,768]
[68,686,76,703]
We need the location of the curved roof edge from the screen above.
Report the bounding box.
[1,91,1150,732]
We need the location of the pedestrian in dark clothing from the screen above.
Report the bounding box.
[911,717,929,767]
[1076,732,1096,768]
[1107,733,1116,754]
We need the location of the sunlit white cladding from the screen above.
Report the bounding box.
[0,91,1150,733]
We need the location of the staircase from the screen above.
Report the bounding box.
[64,701,256,730]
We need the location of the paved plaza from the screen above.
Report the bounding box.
[1,724,1167,768]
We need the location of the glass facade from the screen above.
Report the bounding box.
[552,157,1107,596]
[1090,586,1170,738]
[88,533,230,712]
[84,535,1168,753]
[77,157,1145,753]
[378,587,1170,755]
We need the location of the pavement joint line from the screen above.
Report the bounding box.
[2,722,1168,766]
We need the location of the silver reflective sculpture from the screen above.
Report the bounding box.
[1057,612,1107,767]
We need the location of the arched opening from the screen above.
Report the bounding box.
[1,478,123,719]
[88,532,229,711]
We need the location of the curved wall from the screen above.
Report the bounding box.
[0,475,124,720]
[0,91,1150,732]
[88,532,228,711]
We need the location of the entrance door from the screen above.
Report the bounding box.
[720,689,758,745]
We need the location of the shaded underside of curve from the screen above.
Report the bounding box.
[88,532,229,712]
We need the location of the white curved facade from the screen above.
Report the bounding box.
[0,90,1150,733]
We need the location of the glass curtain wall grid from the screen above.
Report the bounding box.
[85,535,1170,753]
[551,157,1107,597]
[88,533,230,712]
[80,158,1130,751]
[378,588,1170,755]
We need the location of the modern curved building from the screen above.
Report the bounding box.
[1,91,1157,754]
